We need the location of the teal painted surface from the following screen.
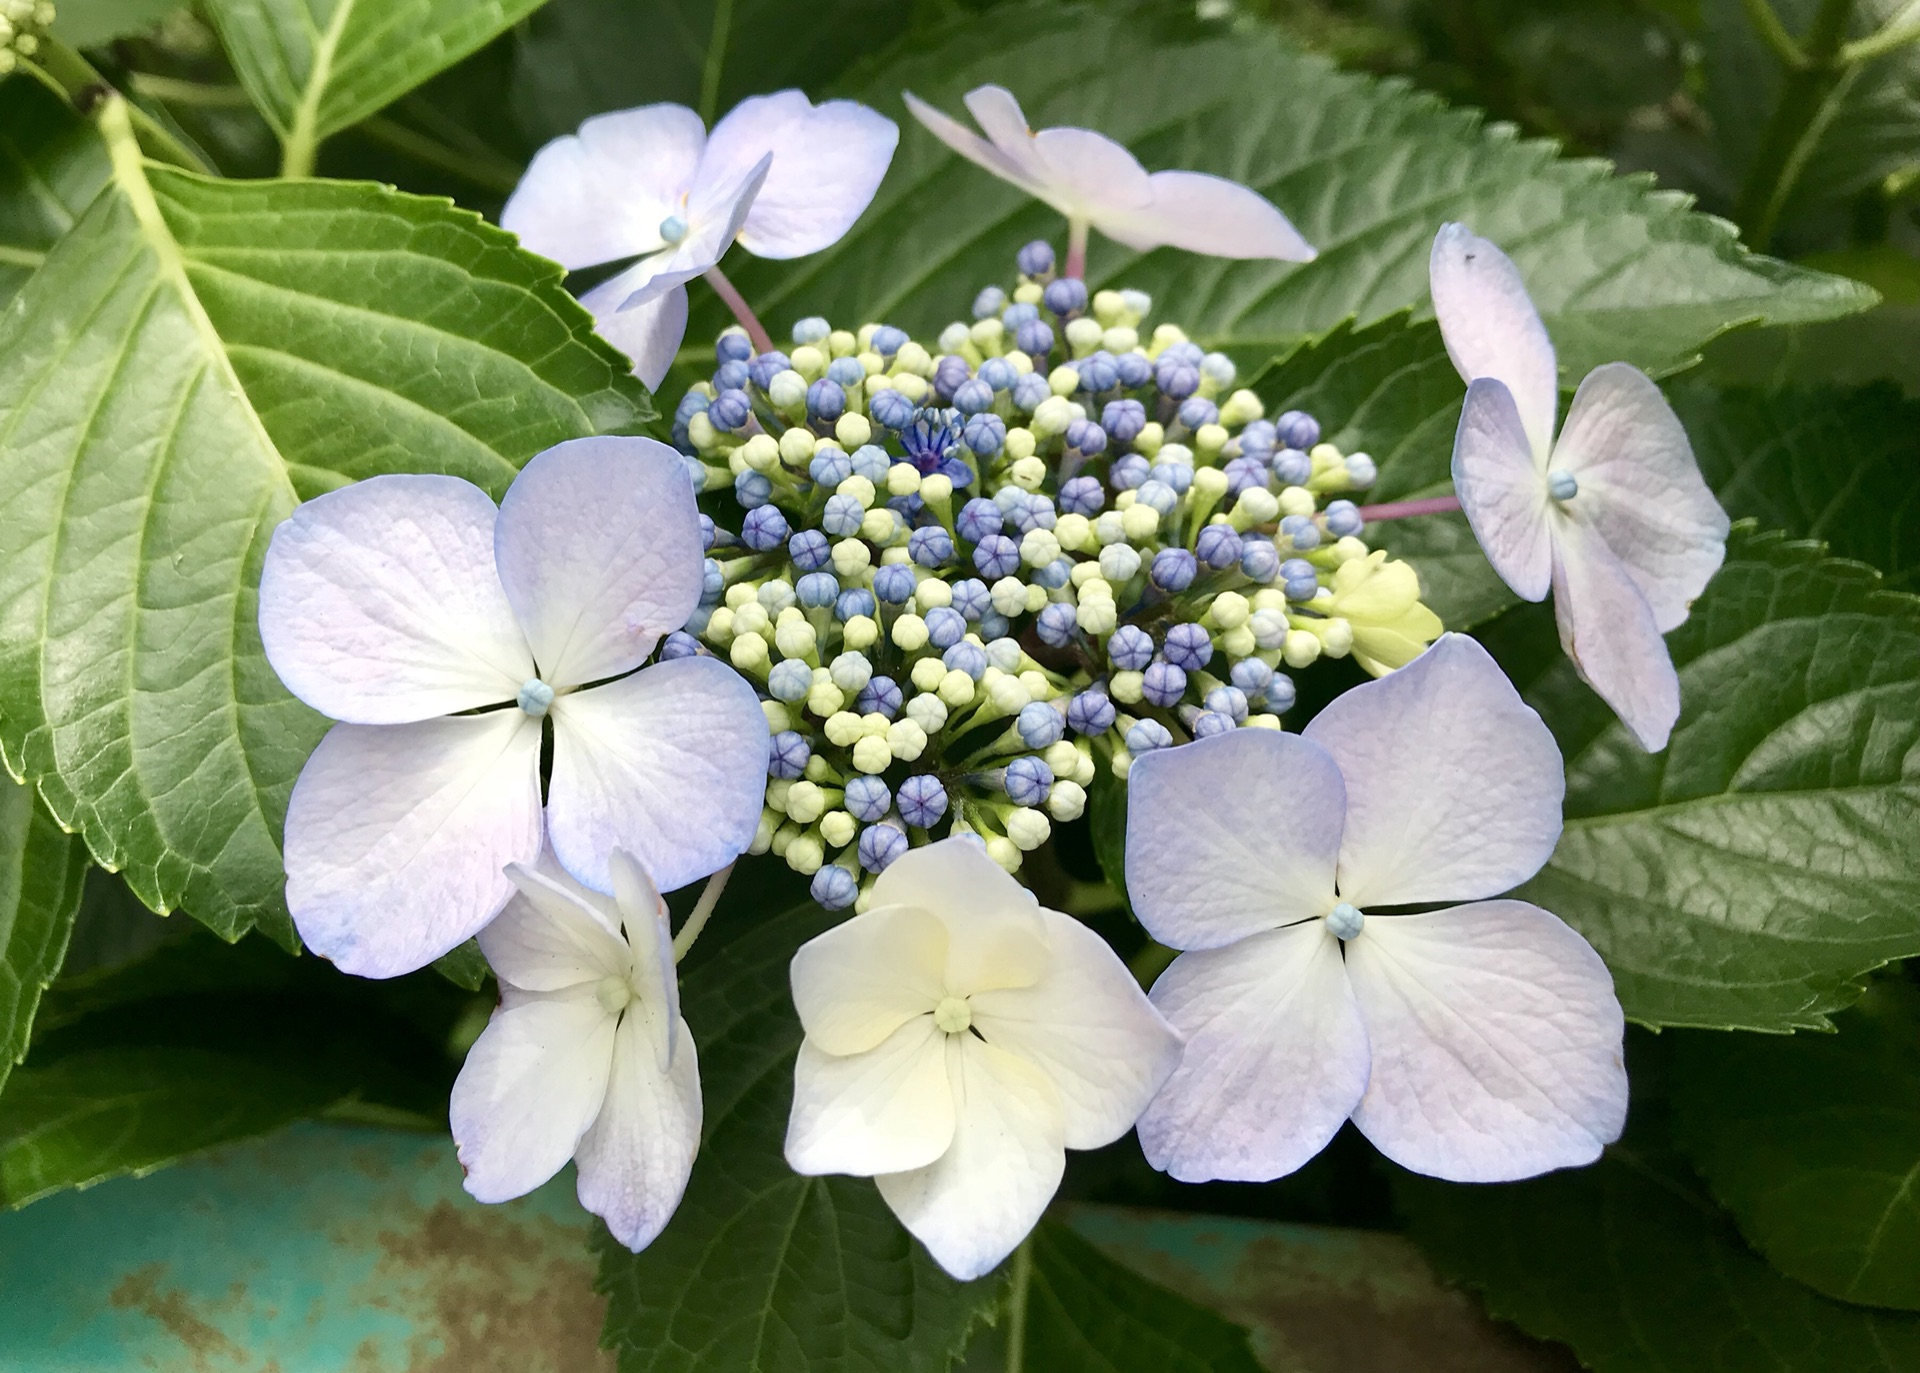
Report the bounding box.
[0,1122,611,1372]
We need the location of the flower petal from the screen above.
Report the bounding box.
[670,152,772,284]
[1304,633,1563,908]
[785,1016,954,1177]
[482,850,630,993]
[1123,728,1344,951]
[1344,900,1628,1182]
[574,1006,702,1252]
[259,475,530,724]
[1136,922,1367,1183]
[1030,126,1153,218]
[493,436,704,689]
[546,657,770,894]
[451,993,616,1203]
[1430,224,1559,464]
[1551,517,1682,752]
[1552,363,1729,632]
[1453,377,1553,603]
[580,266,691,391]
[610,849,681,1069]
[902,89,1041,190]
[969,907,1182,1150]
[790,903,948,1056]
[287,712,543,978]
[501,104,707,270]
[868,837,1049,996]
[875,1035,1065,1281]
[693,93,896,260]
[961,85,1044,172]
[1100,170,1315,260]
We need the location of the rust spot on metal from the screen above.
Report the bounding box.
[109,1264,248,1370]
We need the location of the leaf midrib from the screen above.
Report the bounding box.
[285,0,360,154]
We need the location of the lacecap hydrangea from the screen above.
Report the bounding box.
[666,241,1443,910]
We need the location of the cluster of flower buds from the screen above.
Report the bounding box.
[0,0,54,74]
[669,241,1441,910]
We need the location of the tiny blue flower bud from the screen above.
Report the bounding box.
[1148,461,1193,495]
[823,493,866,537]
[1241,537,1280,583]
[1066,418,1108,455]
[952,377,994,415]
[856,675,903,718]
[1224,456,1270,499]
[966,359,1009,395]
[1101,398,1146,443]
[1191,710,1235,738]
[807,377,846,422]
[1003,302,1040,330]
[734,470,773,509]
[1106,625,1153,671]
[1201,352,1236,388]
[957,498,1003,544]
[943,641,988,681]
[1014,319,1054,357]
[870,324,908,357]
[1155,359,1200,400]
[769,730,812,779]
[749,350,792,391]
[789,529,832,572]
[1127,719,1173,753]
[1206,685,1250,724]
[1067,689,1117,736]
[1141,661,1188,708]
[717,332,754,364]
[1115,351,1153,388]
[1011,369,1052,410]
[925,605,968,648]
[1018,240,1056,277]
[811,865,858,910]
[870,389,915,429]
[709,388,751,430]
[1327,901,1363,940]
[660,630,702,661]
[1325,499,1363,537]
[846,775,893,822]
[1036,601,1079,647]
[700,557,725,603]
[1109,454,1149,490]
[1163,341,1205,367]
[713,359,750,391]
[974,285,1009,319]
[1151,547,1198,592]
[859,822,910,873]
[994,484,1029,514]
[962,412,1006,456]
[1164,622,1214,672]
[826,357,866,388]
[1239,419,1277,456]
[1005,756,1054,807]
[1059,475,1106,516]
[974,534,1020,579]
[768,658,813,701]
[1196,523,1241,570]
[979,610,1012,640]
[1267,672,1298,713]
[792,316,831,345]
[933,354,972,402]
[835,588,877,621]
[517,678,555,716]
[698,513,719,552]
[1177,397,1219,429]
[1077,353,1119,393]
[742,504,790,551]
[1230,657,1273,697]
[1272,447,1312,486]
[851,444,891,482]
[1017,701,1066,748]
[1345,452,1378,489]
[873,562,917,604]
[796,570,840,607]
[1024,492,1057,530]
[898,774,949,828]
[1548,470,1579,501]
[1137,480,1179,517]
[1044,277,1089,316]
[909,525,955,568]
[674,390,710,422]
[951,578,992,620]
[1278,409,1321,450]
[1280,514,1320,550]
[809,448,854,486]
[1034,557,1072,589]
[1281,557,1320,601]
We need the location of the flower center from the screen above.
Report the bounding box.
[659,215,689,245]
[1327,902,1365,941]
[933,995,972,1034]
[517,678,555,716]
[1547,470,1578,501]
[594,975,633,1015]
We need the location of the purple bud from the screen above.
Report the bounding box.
[811,865,858,909]
[973,534,1021,579]
[1059,475,1106,516]
[1107,624,1154,671]
[769,731,811,779]
[1004,756,1054,807]
[1163,622,1214,672]
[1044,277,1089,316]
[873,562,917,604]
[855,675,903,718]
[957,497,1003,544]
[1036,602,1079,647]
[1278,409,1321,450]
[1018,240,1056,277]
[846,775,892,822]
[835,588,877,621]
[1150,547,1198,592]
[858,822,910,873]
[870,389,915,429]
[1016,319,1055,356]
[925,605,968,648]
[806,377,845,422]
[1141,661,1188,708]
[1066,689,1116,736]
[1101,398,1147,443]
[909,525,955,567]
[789,528,831,572]
[951,578,992,620]
[741,503,790,551]
[716,332,754,364]
[898,774,949,828]
[953,377,994,415]
[933,355,972,403]
[1066,418,1108,455]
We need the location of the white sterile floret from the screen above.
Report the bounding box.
[257,438,769,979]
[451,849,698,1252]
[1123,634,1626,1186]
[784,839,1182,1280]
[1430,223,1730,752]
[503,93,898,388]
[902,86,1314,264]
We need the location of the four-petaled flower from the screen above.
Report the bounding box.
[451,847,699,1251]
[784,838,1182,1279]
[1432,224,1729,751]
[1125,633,1627,1184]
[504,93,899,388]
[904,85,1315,267]
[259,436,769,977]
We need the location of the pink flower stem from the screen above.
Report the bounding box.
[1065,217,1089,281]
[1356,494,1463,522]
[703,265,774,356]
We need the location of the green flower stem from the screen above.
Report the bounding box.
[1840,0,1920,63]
[1733,0,1859,250]
[26,38,211,173]
[1741,0,1810,67]
[1004,1232,1034,1373]
[672,862,734,963]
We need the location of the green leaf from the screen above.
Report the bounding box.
[1671,979,1920,1312]
[0,75,111,306]
[0,97,650,944]
[597,901,999,1373]
[202,0,549,172]
[1483,527,1920,1031]
[0,778,89,1096]
[1398,1141,1920,1372]
[1086,769,1128,896]
[701,3,1872,382]
[1011,1221,1266,1373]
[49,0,183,46]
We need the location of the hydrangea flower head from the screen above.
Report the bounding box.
[784,838,1181,1279]
[504,93,899,387]
[1431,224,1729,751]
[1125,633,1628,1184]
[259,436,769,977]
[451,847,698,1251]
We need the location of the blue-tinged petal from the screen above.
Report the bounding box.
[1101,170,1315,260]
[1453,376,1553,603]
[575,1003,702,1252]
[698,93,898,260]
[1551,517,1683,752]
[580,269,691,392]
[1430,224,1560,464]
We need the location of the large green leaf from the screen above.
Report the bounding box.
[693,3,1872,382]
[0,75,111,306]
[203,0,549,171]
[1671,979,1920,1312]
[1483,528,1920,1031]
[49,0,183,46]
[0,97,650,944]
[597,900,999,1373]
[0,778,89,1097]
[1399,1139,1920,1372]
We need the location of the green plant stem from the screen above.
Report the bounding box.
[357,116,522,193]
[1005,1234,1034,1373]
[1733,0,1859,249]
[1741,0,1809,67]
[1841,0,1920,62]
[673,862,734,962]
[25,38,211,173]
[698,0,735,125]
[128,73,254,108]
